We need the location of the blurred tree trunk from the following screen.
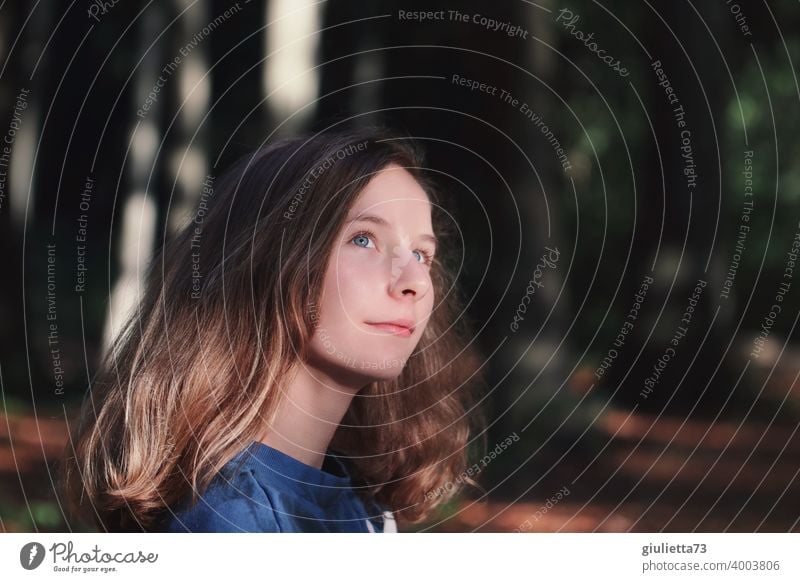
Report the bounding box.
[209,0,267,159]
[102,7,164,350]
[1,3,42,399]
[619,1,739,413]
[165,0,211,234]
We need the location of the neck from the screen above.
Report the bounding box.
[258,361,366,470]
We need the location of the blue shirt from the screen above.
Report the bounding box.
[154,441,396,533]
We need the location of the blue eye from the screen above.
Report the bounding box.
[413,249,433,265]
[351,231,376,248]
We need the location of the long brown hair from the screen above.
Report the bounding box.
[60,125,488,532]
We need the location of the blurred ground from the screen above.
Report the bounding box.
[2,398,798,533]
[416,403,800,533]
[0,402,71,532]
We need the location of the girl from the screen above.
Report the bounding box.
[60,125,487,533]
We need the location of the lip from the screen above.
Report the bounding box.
[366,319,415,337]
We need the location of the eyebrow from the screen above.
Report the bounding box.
[347,213,438,247]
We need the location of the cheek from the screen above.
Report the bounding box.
[337,247,386,284]
[321,251,384,315]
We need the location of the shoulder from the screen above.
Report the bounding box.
[158,467,282,533]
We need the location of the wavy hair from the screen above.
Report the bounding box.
[60,125,488,531]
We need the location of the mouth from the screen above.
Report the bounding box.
[365,319,415,337]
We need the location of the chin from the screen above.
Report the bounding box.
[307,345,409,385]
[335,349,408,375]
[354,357,408,380]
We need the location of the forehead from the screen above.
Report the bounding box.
[349,163,432,215]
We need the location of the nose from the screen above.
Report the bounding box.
[388,247,431,300]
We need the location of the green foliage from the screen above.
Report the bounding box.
[0,499,66,532]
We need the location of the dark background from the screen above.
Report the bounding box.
[1,0,799,532]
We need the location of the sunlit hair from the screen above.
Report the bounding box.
[60,125,488,532]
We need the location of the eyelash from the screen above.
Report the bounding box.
[350,229,434,266]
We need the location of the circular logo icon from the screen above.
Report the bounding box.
[20,542,46,570]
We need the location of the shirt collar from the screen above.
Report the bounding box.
[226,441,354,504]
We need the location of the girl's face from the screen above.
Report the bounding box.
[308,163,437,383]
